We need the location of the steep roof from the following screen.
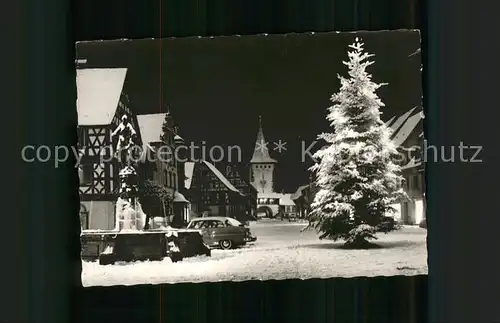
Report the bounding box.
[401,157,422,170]
[137,113,167,144]
[389,107,424,170]
[290,184,310,200]
[392,112,422,147]
[390,107,416,134]
[384,116,396,128]
[250,116,278,164]
[183,161,242,194]
[202,160,241,194]
[76,68,128,126]
[279,194,296,206]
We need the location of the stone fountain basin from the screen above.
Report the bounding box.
[81,228,210,265]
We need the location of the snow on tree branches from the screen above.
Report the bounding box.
[307,38,407,248]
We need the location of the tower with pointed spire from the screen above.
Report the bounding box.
[249,116,277,193]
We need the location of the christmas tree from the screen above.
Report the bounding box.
[307,38,407,248]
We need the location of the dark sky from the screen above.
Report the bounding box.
[76,30,421,192]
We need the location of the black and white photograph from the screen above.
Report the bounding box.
[75,30,426,286]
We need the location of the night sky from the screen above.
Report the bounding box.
[76,30,421,192]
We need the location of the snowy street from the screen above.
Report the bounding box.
[82,219,427,286]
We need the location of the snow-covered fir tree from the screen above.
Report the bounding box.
[307,38,407,248]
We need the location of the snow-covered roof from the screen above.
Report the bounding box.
[183,160,241,194]
[173,191,189,203]
[279,194,296,206]
[384,116,396,128]
[290,184,309,200]
[184,162,195,189]
[174,134,184,142]
[137,113,166,144]
[202,160,241,193]
[257,192,284,199]
[76,68,128,126]
[393,112,422,147]
[390,107,416,134]
[250,117,278,164]
[401,157,422,170]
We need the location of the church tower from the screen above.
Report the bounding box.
[249,116,277,193]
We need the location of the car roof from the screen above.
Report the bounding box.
[190,216,229,222]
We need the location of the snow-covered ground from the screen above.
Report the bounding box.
[82,221,427,286]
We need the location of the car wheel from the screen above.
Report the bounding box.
[219,240,233,250]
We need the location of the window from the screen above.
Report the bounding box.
[79,164,94,185]
[189,221,205,229]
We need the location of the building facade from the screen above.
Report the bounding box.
[249,116,278,194]
[136,111,190,228]
[184,160,251,223]
[77,68,144,230]
[387,107,425,225]
[221,163,258,218]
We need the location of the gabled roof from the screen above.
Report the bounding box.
[279,194,296,206]
[257,192,286,199]
[137,113,167,144]
[183,161,242,194]
[392,112,422,147]
[250,116,278,164]
[290,184,310,200]
[401,157,422,170]
[384,116,396,128]
[202,160,241,194]
[390,107,416,135]
[76,68,128,126]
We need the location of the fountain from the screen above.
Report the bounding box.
[111,114,146,231]
[114,166,147,231]
[80,113,211,265]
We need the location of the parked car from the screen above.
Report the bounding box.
[287,212,298,222]
[187,216,257,250]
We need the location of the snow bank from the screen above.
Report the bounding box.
[82,227,427,286]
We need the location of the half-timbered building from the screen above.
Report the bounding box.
[184,160,251,223]
[387,106,425,225]
[291,184,312,218]
[136,112,190,227]
[219,163,257,218]
[77,68,142,230]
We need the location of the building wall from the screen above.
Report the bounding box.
[250,163,275,193]
[185,162,248,222]
[398,128,426,225]
[256,203,280,217]
[221,163,258,217]
[81,201,115,230]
